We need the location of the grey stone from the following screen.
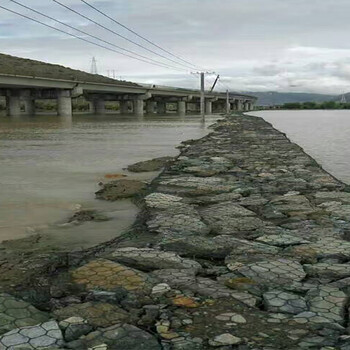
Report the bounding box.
[306,286,348,324]
[225,238,280,265]
[209,333,242,346]
[59,317,93,342]
[314,191,350,205]
[200,201,266,234]
[237,259,306,286]
[83,324,161,349]
[256,234,310,247]
[0,294,49,336]
[0,321,63,349]
[263,290,308,314]
[109,247,201,272]
[151,269,256,307]
[127,156,173,172]
[304,263,350,280]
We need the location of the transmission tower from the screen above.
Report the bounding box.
[340,93,347,103]
[90,57,98,74]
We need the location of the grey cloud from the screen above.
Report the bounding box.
[1,0,350,93]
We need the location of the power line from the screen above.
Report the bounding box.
[0,3,187,72]
[52,0,198,71]
[80,0,204,71]
[7,0,187,72]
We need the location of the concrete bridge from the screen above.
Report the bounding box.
[0,55,256,117]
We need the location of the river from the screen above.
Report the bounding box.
[252,110,350,184]
[0,113,218,250]
[2,110,349,251]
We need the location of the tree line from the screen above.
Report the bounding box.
[280,101,350,109]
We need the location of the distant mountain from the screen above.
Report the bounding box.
[245,91,336,106]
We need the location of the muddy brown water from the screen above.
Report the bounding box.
[0,113,219,250]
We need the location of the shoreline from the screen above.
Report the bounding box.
[1,113,350,348]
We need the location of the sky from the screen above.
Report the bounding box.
[1,0,350,94]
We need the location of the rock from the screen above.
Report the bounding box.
[68,209,109,224]
[293,311,335,325]
[209,333,242,346]
[59,316,93,342]
[151,269,257,307]
[225,238,280,264]
[53,302,128,328]
[304,263,350,280]
[0,293,49,335]
[263,290,308,314]
[144,193,184,210]
[266,195,315,215]
[215,313,246,323]
[0,321,63,349]
[158,176,237,196]
[95,179,146,200]
[71,259,153,292]
[291,237,350,260]
[171,295,200,308]
[256,234,310,247]
[159,235,234,259]
[83,324,161,349]
[223,277,261,296]
[200,201,266,234]
[314,191,350,205]
[151,269,197,290]
[104,173,127,179]
[89,345,108,350]
[237,259,306,286]
[151,283,171,296]
[109,247,201,272]
[147,212,209,237]
[329,277,350,291]
[127,156,173,172]
[306,286,347,324]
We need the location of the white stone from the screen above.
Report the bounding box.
[209,333,242,346]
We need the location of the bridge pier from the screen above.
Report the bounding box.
[120,100,130,114]
[94,98,106,115]
[57,90,72,117]
[177,100,186,116]
[157,101,167,114]
[205,100,212,115]
[21,90,35,116]
[133,97,144,117]
[6,91,21,117]
[146,100,156,114]
[23,99,35,116]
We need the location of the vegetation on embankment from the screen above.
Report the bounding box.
[0,52,138,86]
[280,101,350,109]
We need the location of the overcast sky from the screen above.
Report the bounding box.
[1,0,350,94]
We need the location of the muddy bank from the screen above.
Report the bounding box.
[2,113,350,349]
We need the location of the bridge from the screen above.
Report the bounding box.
[0,54,257,117]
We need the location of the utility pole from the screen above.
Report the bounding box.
[210,75,220,92]
[226,90,230,114]
[200,72,205,121]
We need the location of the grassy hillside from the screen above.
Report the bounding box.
[0,53,138,86]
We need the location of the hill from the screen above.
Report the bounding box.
[0,53,138,86]
[246,91,335,106]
